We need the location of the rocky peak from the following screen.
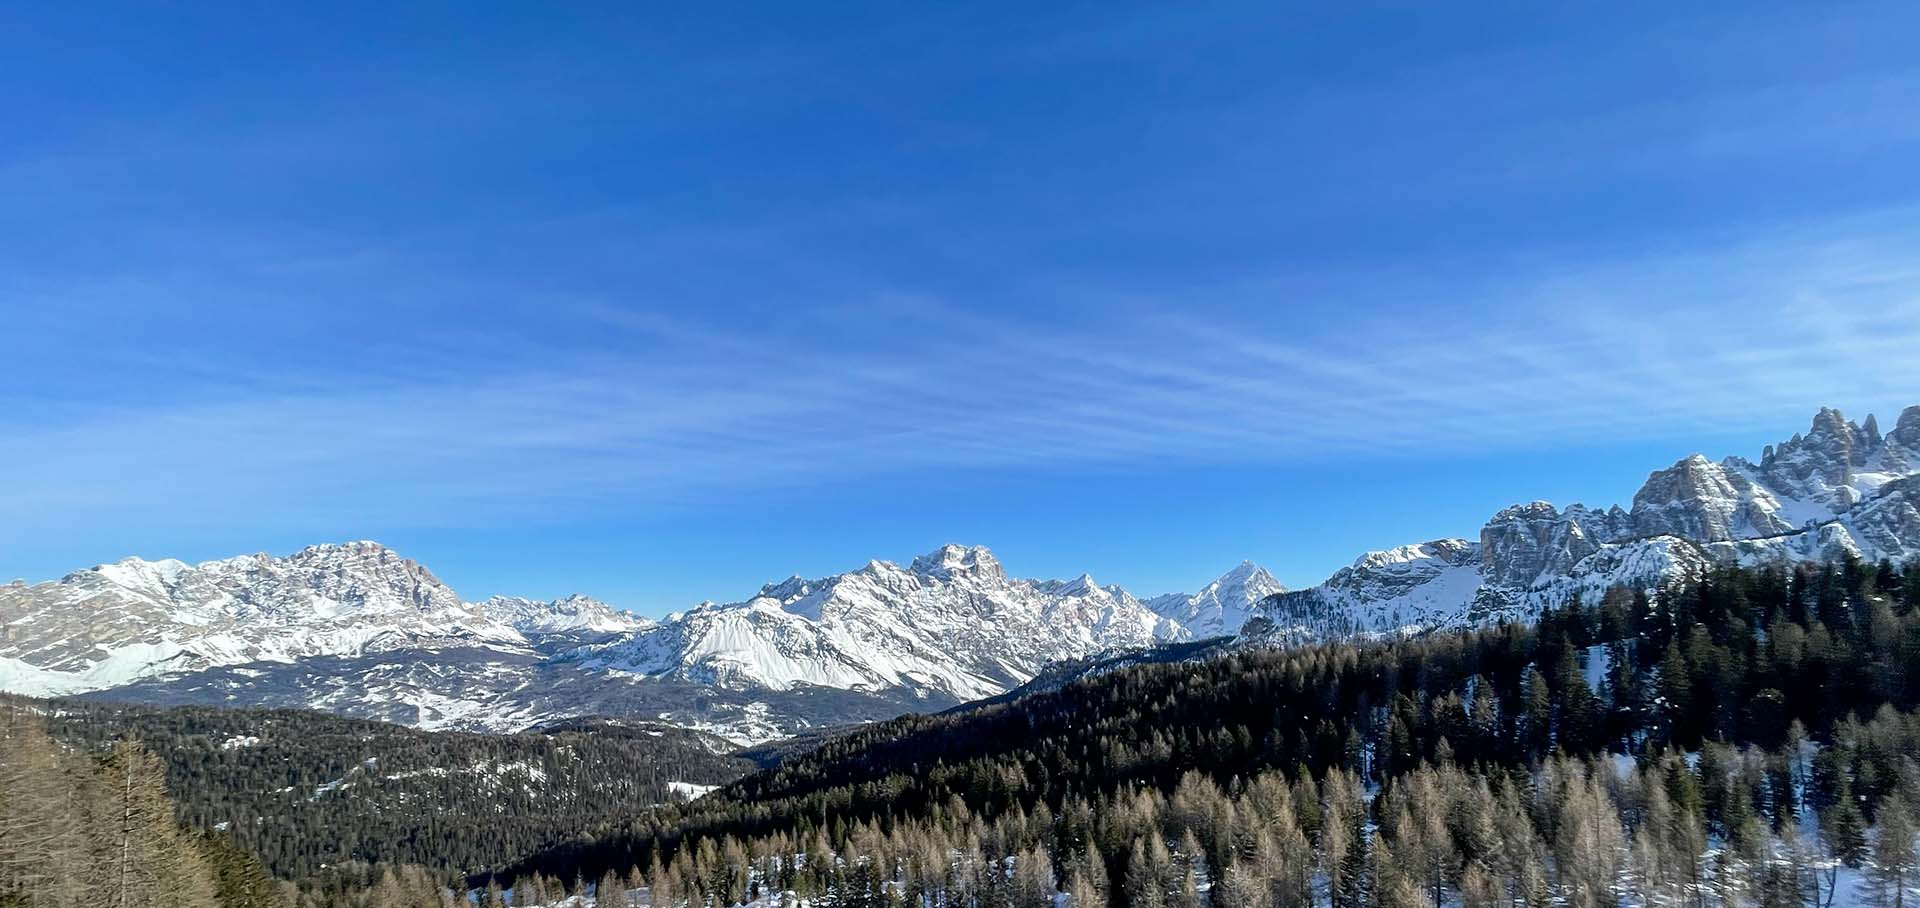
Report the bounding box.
[908,544,1005,583]
[1345,539,1478,572]
[1144,560,1285,637]
[1480,502,1601,589]
[79,556,195,596]
[1748,407,1901,513]
[1889,406,1920,452]
[240,541,463,616]
[1564,503,1632,543]
[1197,561,1285,606]
[1630,455,1791,542]
[757,575,813,602]
[1212,559,1273,587]
[1767,406,1876,466]
[478,593,648,634]
[1810,405,1853,438]
[1053,573,1102,596]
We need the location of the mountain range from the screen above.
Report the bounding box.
[1253,404,1920,643]
[2,404,1915,743]
[0,539,1281,744]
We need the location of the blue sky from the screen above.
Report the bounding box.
[5,2,1920,614]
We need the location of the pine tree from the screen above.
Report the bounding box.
[1522,669,1553,758]
[97,740,218,908]
[1628,776,1695,907]
[1656,639,1693,747]
[1126,837,1172,908]
[1213,861,1271,908]
[1824,778,1872,871]
[597,868,625,908]
[1063,864,1105,908]
[1552,767,1622,908]
[0,708,79,906]
[1863,794,1919,908]
[1759,823,1815,908]
[1369,836,1419,908]
[197,833,279,908]
[1459,864,1500,908]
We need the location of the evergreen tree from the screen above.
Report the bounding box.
[596,868,625,908]
[1011,847,1055,908]
[1864,793,1919,908]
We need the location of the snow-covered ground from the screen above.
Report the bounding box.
[665,781,719,801]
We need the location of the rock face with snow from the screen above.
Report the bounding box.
[477,594,649,637]
[0,540,1254,744]
[1479,502,1605,589]
[577,544,1186,705]
[0,541,592,694]
[1143,561,1285,638]
[1247,405,1920,645]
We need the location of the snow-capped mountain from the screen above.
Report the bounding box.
[1248,405,1920,644]
[0,541,633,696]
[8,405,1914,744]
[0,540,1249,744]
[1144,560,1285,637]
[576,544,1184,704]
[477,594,654,637]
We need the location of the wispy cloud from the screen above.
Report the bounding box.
[5,208,1919,540]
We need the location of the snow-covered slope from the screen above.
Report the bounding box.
[575,545,1186,705]
[1144,560,1285,638]
[0,541,589,697]
[1247,405,1920,645]
[477,594,653,637]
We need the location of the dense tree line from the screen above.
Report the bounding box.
[510,736,1920,907]
[16,699,750,880]
[491,558,1920,906]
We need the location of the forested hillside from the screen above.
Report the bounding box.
[11,698,752,881]
[493,558,1920,906]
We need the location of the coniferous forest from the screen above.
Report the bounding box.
[495,559,1920,907]
[8,559,1920,907]
[0,700,749,907]
[25,701,751,880]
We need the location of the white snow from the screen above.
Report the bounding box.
[1581,644,1611,691]
[665,781,719,801]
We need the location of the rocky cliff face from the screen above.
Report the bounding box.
[0,542,576,694]
[1246,405,1920,645]
[1480,502,1604,589]
[1628,455,1797,541]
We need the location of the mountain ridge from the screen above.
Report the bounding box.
[1246,404,1920,644]
[0,539,1271,743]
[5,404,1918,743]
